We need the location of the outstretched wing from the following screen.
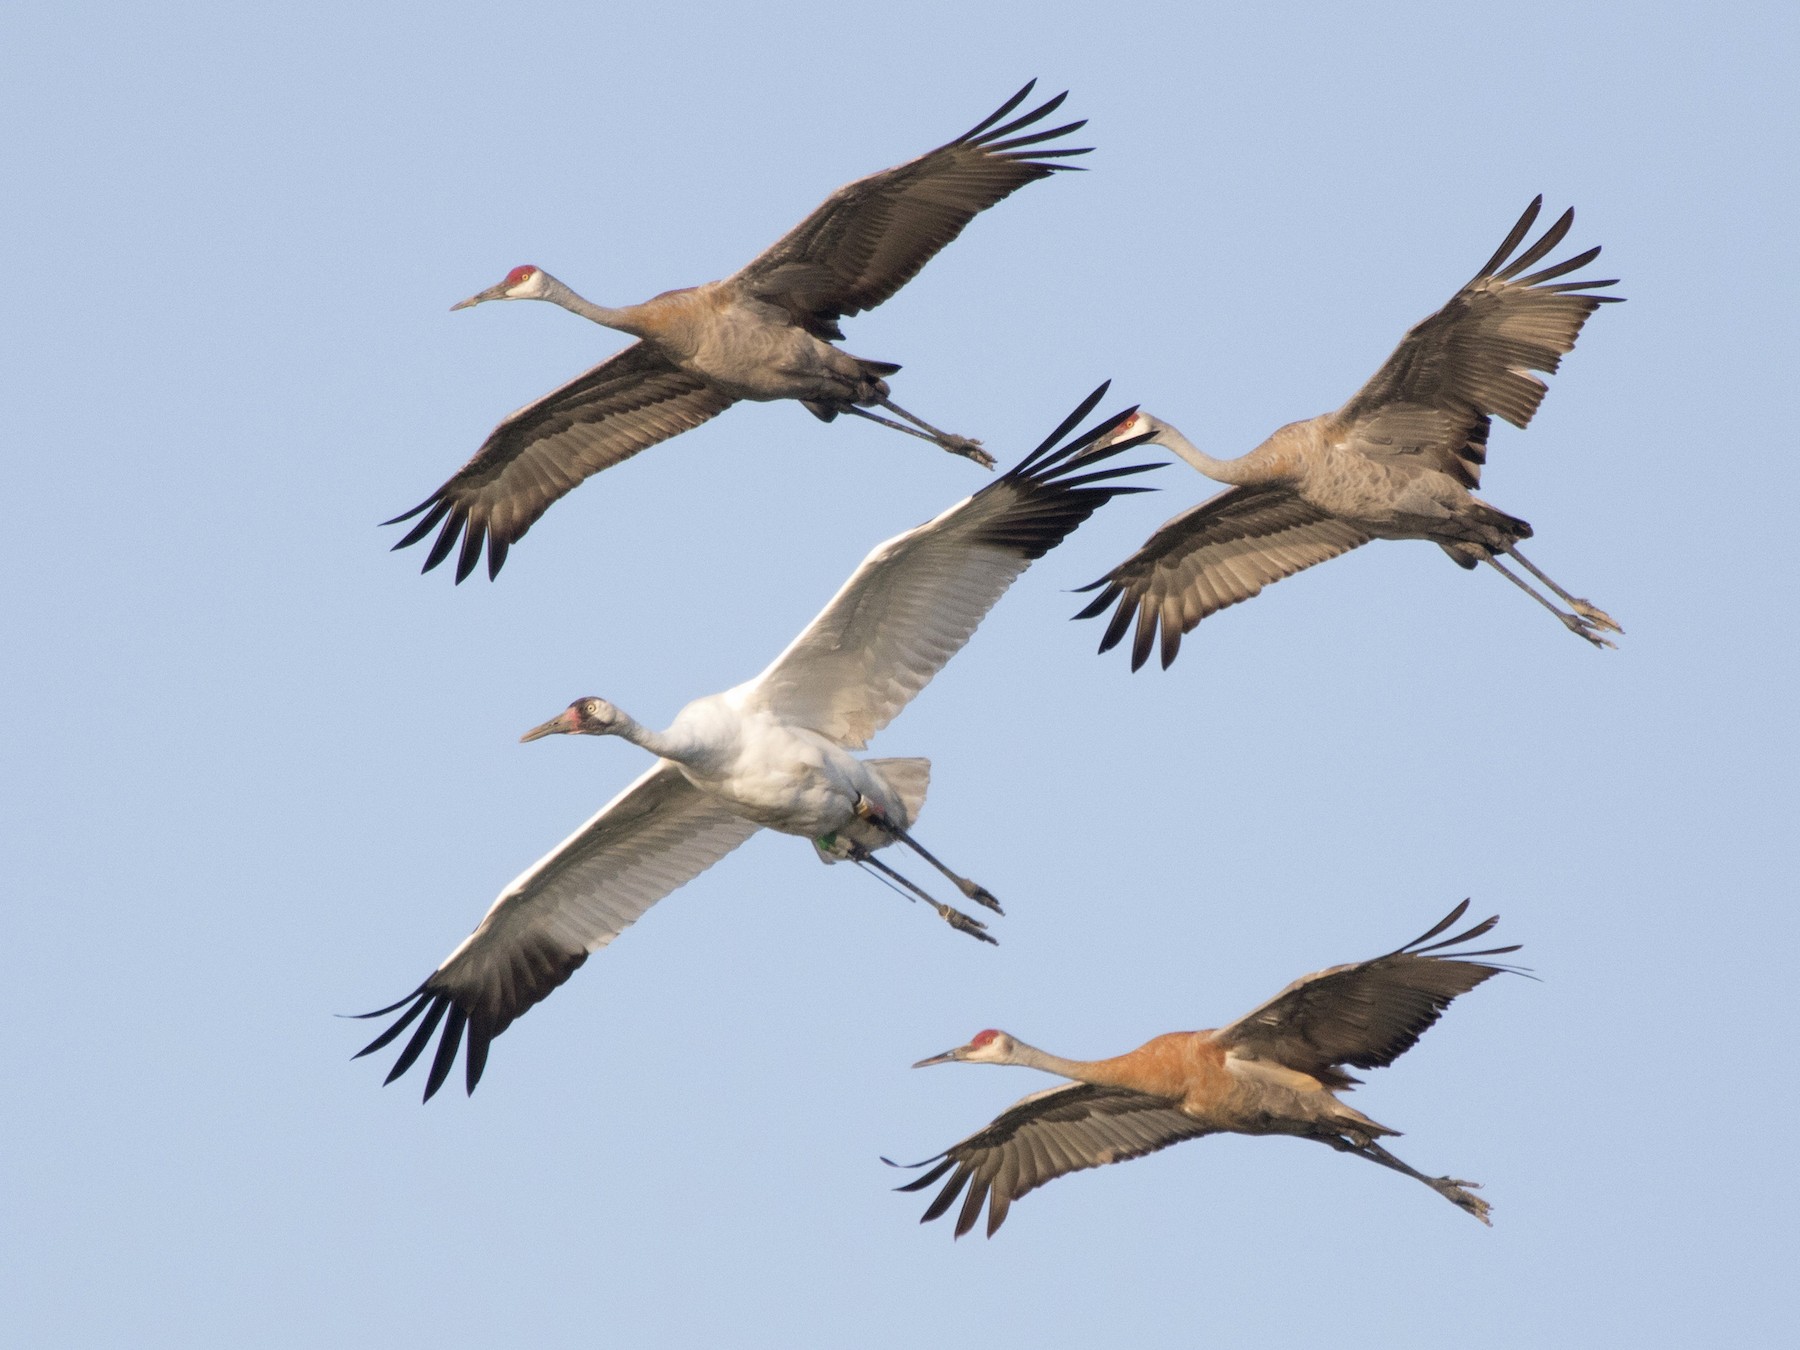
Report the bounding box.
[1215,900,1522,1091]
[1073,484,1374,670]
[731,81,1089,338]
[353,762,762,1101]
[740,384,1159,748]
[891,1083,1211,1238]
[1335,196,1622,489]
[385,342,736,582]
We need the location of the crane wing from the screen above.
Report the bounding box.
[1334,196,1622,488]
[891,1083,1212,1238]
[729,81,1089,338]
[385,341,737,581]
[1073,484,1375,670]
[353,761,762,1101]
[739,384,1159,749]
[1214,900,1522,1091]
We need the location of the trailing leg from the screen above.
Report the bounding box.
[1506,545,1622,633]
[1482,555,1615,648]
[1313,1131,1492,1224]
[855,798,1002,913]
[848,846,996,945]
[875,398,993,467]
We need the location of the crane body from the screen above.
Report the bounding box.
[895,902,1520,1237]
[389,82,1091,581]
[355,386,1158,1100]
[1077,198,1623,667]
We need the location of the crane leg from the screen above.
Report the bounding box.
[1313,1133,1492,1224]
[854,799,1002,913]
[848,846,997,945]
[1481,556,1616,649]
[1505,546,1622,633]
[840,402,994,467]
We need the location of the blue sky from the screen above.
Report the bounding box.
[5,2,1795,1345]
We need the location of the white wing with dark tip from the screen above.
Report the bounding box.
[891,1083,1212,1238]
[354,762,761,1101]
[356,388,1153,1101]
[1214,900,1522,1091]
[742,383,1160,748]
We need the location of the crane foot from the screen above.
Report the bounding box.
[1561,612,1617,649]
[936,902,998,945]
[956,878,1003,913]
[1434,1177,1492,1225]
[941,435,995,469]
[1571,598,1623,634]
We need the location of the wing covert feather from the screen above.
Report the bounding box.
[742,386,1157,746]
[732,82,1090,335]
[387,343,735,581]
[355,762,761,1099]
[1216,901,1520,1089]
[894,1083,1212,1238]
[1075,484,1373,669]
[1335,197,1620,487]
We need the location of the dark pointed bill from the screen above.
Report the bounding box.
[912,1046,966,1068]
[520,709,579,743]
[450,282,509,311]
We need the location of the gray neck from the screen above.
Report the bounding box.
[1006,1039,1105,1082]
[1149,420,1261,486]
[540,273,645,336]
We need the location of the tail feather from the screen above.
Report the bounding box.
[868,757,930,830]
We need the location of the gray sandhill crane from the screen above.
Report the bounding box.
[1075,198,1623,668]
[892,901,1520,1236]
[354,387,1157,1099]
[387,82,1090,582]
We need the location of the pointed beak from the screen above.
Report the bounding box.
[451,282,509,312]
[911,1046,966,1069]
[520,709,579,743]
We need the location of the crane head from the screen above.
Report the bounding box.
[912,1029,1015,1068]
[452,265,548,310]
[1094,410,1159,451]
[520,697,620,742]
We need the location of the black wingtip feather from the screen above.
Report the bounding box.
[957,81,1038,142]
[381,497,437,528]
[421,514,462,573]
[384,997,449,1085]
[453,519,487,584]
[423,1005,469,1102]
[390,498,451,550]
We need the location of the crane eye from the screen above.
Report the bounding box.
[584,700,602,718]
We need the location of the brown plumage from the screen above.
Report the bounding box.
[1075,198,1624,665]
[893,901,1521,1237]
[387,82,1090,581]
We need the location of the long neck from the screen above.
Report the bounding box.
[606,710,691,762]
[1150,421,1271,487]
[1004,1039,1134,1087]
[540,274,651,338]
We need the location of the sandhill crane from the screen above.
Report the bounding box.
[1074,198,1623,668]
[892,901,1520,1236]
[386,82,1090,582]
[355,387,1156,1099]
